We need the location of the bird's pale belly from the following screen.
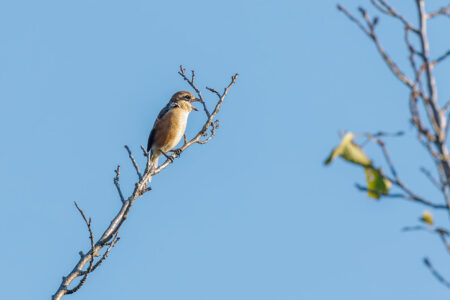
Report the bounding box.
[155,109,188,152]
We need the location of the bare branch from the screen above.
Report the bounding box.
[366,135,398,178]
[371,131,404,138]
[355,184,448,209]
[424,257,450,288]
[337,0,450,289]
[90,234,120,273]
[206,87,221,99]
[197,120,219,144]
[178,65,211,119]
[338,4,415,88]
[364,134,444,209]
[432,50,450,67]
[420,166,443,190]
[140,145,149,157]
[337,4,371,35]
[113,165,125,204]
[416,0,443,130]
[370,0,419,33]
[66,202,95,295]
[124,145,142,180]
[52,67,238,300]
[403,225,450,252]
[427,5,450,18]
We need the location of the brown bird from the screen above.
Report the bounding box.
[147,91,199,167]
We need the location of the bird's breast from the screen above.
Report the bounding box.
[153,108,190,152]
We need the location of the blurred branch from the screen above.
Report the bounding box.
[403,225,450,252]
[420,166,443,190]
[355,184,447,209]
[52,66,238,299]
[427,5,450,18]
[336,0,450,287]
[424,257,450,288]
[370,0,419,33]
[432,50,450,67]
[363,134,448,209]
[337,4,415,88]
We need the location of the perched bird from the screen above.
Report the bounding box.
[147,91,199,167]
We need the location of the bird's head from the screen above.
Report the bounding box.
[170,91,199,112]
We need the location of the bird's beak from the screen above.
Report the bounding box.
[189,98,200,111]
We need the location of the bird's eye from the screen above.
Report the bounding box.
[183,95,191,100]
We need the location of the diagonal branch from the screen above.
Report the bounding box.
[52,67,238,300]
[113,165,125,203]
[403,225,450,253]
[355,184,448,209]
[432,50,450,67]
[338,4,415,88]
[66,202,95,295]
[420,166,443,190]
[178,66,211,119]
[424,257,450,288]
[363,134,448,209]
[370,0,419,33]
[427,4,450,18]
[124,145,142,180]
[89,233,120,273]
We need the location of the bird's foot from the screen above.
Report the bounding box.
[171,148,183,157]
[160,150,174,163]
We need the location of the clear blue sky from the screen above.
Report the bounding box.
[1,0,450,299]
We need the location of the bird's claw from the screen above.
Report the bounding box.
[171,148,182,156]
[160,150,174,163]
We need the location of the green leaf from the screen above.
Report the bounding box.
[364,167,391,199]
[324,132,372,167]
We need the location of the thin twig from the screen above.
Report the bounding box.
[370,0,419,33]
[420,167,443,190]
[178,65,211,118]
[355,184,447,209]
[140,145,149,157]
[90,234,120,273]
[427,5,450,18]
[403,225,450,252]
[66,202,95,295]
[113,165,125,203]
[337,4,414,88]
[124,145,142,180]
[424,257,450,288]
[432,50,450,67]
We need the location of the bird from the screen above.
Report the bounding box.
[147,91,199,167]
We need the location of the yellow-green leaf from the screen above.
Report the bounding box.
[324,132,372,167]
[365,167,391,199]
[420,210,433,225]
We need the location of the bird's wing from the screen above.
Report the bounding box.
[147,102,179,151]
[147,128,156,152]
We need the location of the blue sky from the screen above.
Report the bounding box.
[1,0,450,299]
